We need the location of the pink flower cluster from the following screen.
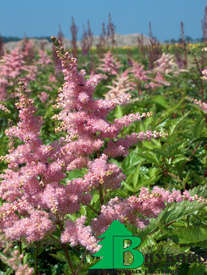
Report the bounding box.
[54,53,155,172]
[61,216,101,253]
[130,60,170,89]
[105,69,135,100]
[202,69,207,80]
[0,48,25,100]
[104,131,166,158]
[0,93,63,241]
[91,186,205,236]
[153,53,185,75]
[98,51,121,76]
[21,39,35,63]
[0,46,39,100]
[39,91,49,102]
[130,60,150,82]
[37,49,52,66]
[190,97,207,113]
[0,248,33,275]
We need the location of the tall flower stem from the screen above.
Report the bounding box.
[57,219,76,274]
[61,243,76,274]
[34,245,39,275]
[98,184,104,205]
[85,203,100,215]
[192,53,205,101]
[18,241,22,259]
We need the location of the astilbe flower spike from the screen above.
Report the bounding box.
[153,53,187,75]
[189,97,207,113]
[0,46,38,100]
[104,69,135,100]
[0,247,34,275]
[130,60,150,82]
[21,38,35,64]
[202,69,207,80]
[0,48,25,100]
[130,59,170,90]
[37,48,52,66]
[91,186,207,236]
[148,72,170,89]
[97,51,121,76]
[0,87,95,249]
[51,37,164,172]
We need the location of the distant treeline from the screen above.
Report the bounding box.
[1,36,51,43]
[164,36,203,44]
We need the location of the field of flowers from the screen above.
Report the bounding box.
[0,36,207,275]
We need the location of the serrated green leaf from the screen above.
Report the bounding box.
[138,200,206,243]
[138,151,160,165]
[50,252,66,262]
[122,180,136,192]
[158,200,206,225]
[169,111,190,136]
[172,155,189,165]
[187,263,207,275]
[175,225,207,244]
[189,185,207,198]
[152,95,169,109]
[91,193,99,204]
[194,118,205,138]
[114,105,123,119]
[80,206,87,216]
[132,163,141,189]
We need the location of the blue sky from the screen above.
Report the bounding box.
[1,0,206,41]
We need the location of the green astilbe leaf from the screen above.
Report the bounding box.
[157,200,206,225]
[137,200,206,242]
[189,185,207,198]
[174,225,207,244]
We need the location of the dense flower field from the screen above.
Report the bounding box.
[0,37,207,274]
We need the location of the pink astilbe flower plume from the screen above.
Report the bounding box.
[130,60,150,82]
[0,45,39,100]
[91,187,207,236]
[21,38,35,64]
[0,245,34,275]
[97,51,121,76]
[39,91,49,103]
[104,69,135,101]
[188,97,207,113]
[130,59,170,90]
[37,49,52,66]
[51,37,163,173]
[0,82,99,253]
[61,216,101,253]
[202,69,207,80]
[0,48,25,100]
[153,53,187,75]
[0,91,58,241]
[148,72,170,89]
